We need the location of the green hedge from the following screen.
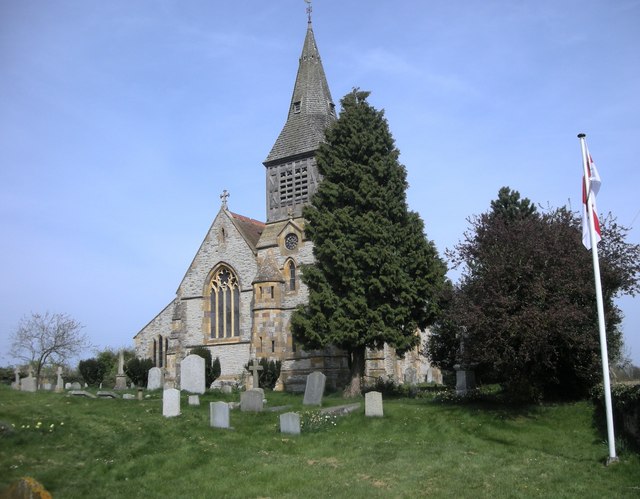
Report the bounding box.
[592,383,640,451]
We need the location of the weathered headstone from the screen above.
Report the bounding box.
[403,367,417,385]
[69,381,82,390]
[162,388,181,417]
[122,393,136,400]
[11,368,20,390]
[248,358,264,389]
[454,366,476,395]
[21,374,37,393]
[96,391,119,399]
[69,390,96,398]
[147,367,164,390]
[365,391,384,417]
[240,388,264,412]
[280,412,301,435]
[55,366,64,393]
[114,350,127,390]
[221,385,233,394]
[188,395,200,406]
[303,371,326,406]
[180,354,205,394]
[210,401,231,429]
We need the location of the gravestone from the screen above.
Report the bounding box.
[280,412,301,435]
[55,366,64,393]
[240,389,264,412]
[163,388,181,417]
[303,371,326,406]
[114,350,127,390]
[147,367,164,390]
[248,359,263,389]
[122,394,136,400]
[188,395,200,406]
[365,391,384,417]
[403,367,417,385]
[180,354,205,394]
[11,368,20,390]
[69,381,82,390]
[454,366,476,395]
[97,391,119,399]
[21,374,37,393]
[221,385,233,394]
[210,401,231,429]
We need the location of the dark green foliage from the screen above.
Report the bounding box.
[592,383,640,450]
[124,358,154,387]
[78,358,108,386]
[291,89,447,394]
[428,187,640,402]
[0,367,15,385]
[244,358,281,390]
[190,347,221,387]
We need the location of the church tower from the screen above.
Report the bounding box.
[262,18,336,223]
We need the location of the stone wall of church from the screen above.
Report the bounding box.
[134,301,173,360]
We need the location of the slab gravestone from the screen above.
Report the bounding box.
[210,401,230,429]
[302,371,326,406]
[69,382,82,390]
[163,388,181,417]
[404,367,417,385]
[455,368,476,395]
[147,367,164,390]
[188,395,200,406]
[365,391,384,417]
[240,389,264,412]
[280,412,301,435]
[180,354,205,394]
[21,375,37,393]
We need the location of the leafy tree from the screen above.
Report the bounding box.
[291,89,448,397]
[428,187,640,402]
[78,358,108,386]
[124,357,154,387]
[9,312,90,386]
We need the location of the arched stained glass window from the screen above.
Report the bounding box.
[288,260,296,291]
[209,266,240,339]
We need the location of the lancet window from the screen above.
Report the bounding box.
[209,266,240,339]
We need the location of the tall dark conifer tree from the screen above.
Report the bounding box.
[291,90,447,396]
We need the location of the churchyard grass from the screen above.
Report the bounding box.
[0,385,638,498]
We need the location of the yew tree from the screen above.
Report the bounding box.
[428,187,640,401]
[291,89,447,397]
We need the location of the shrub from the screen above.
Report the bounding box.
[124,358,154,387]
[592,383,640,451]
[78,358,107,386]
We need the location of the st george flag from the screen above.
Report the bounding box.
[582,147,602,250]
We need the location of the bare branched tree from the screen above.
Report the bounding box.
[10,312,91,385]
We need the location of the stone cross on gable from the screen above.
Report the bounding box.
[248,359,263,389]
[220,190,230,209]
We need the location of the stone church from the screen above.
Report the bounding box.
[134,16,441,391]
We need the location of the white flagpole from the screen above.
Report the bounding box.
[578,133,617,464]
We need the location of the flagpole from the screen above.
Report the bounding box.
[578,133,618,464]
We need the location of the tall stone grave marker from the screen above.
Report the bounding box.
[11,368,20,390]
[210,401,231,429]
[280,412,301,435]
[365,391,384,417]
[248,359,263,389]
[147,367,164,390]
[240,389,264,412]
[180,354,205,394]
[55,366,64,393]
[114,350,127,390]
[303,371,326,406]
[162,388,181,417]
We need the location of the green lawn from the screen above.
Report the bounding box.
[0,386,638,498]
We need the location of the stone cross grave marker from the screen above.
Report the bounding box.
[114,350,127,390]
[303,371,326,406]
[280,412,301,435]
[365,391,384,417]
[55,366,64,393]
[163,388,181,417]
[180,354,205,394]
[248,359,263,389]
[210,401,231,429]
[240,388,264,412]
[147,367,164,390]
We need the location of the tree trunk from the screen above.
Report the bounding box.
[343,346,366,398]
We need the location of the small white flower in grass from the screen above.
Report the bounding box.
[50,424,55,428]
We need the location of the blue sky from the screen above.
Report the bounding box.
[1,0,639,366]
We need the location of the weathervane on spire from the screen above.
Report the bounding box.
[220,189,229,209]
[304,0,312,23]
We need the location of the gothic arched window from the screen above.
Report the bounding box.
[209,266,240,339]
[288,260,296,291]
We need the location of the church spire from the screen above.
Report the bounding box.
[264,13,335,165]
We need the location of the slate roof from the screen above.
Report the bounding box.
[264,21,336,165]
[228,211,265,251]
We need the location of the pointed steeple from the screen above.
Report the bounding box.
[264,20,336,165]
